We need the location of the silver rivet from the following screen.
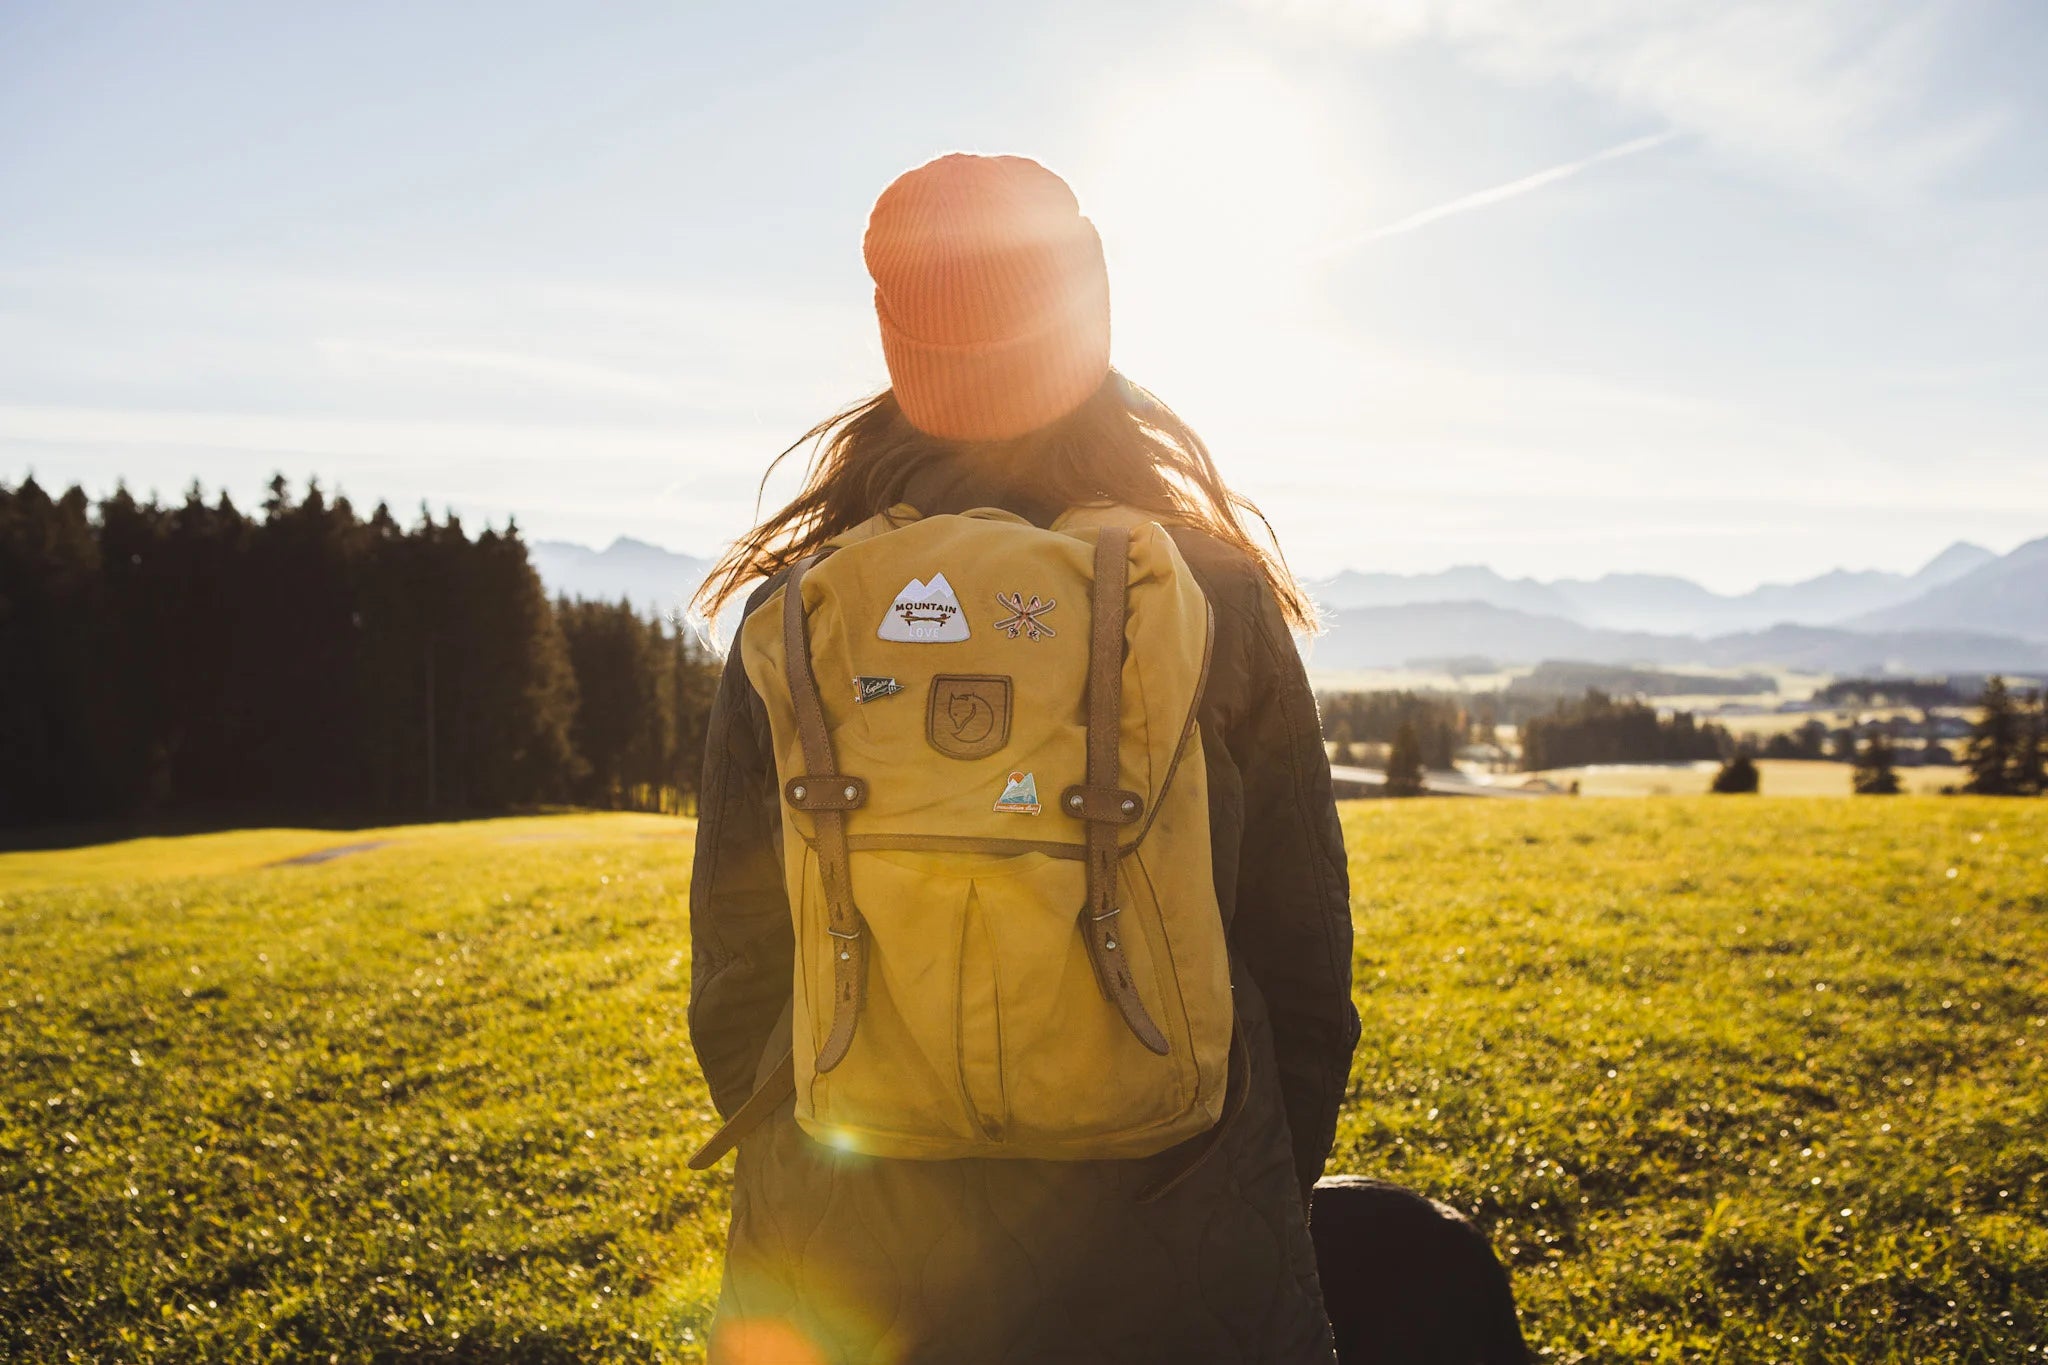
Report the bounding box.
[1120,798,1136,814]
[844,785,858,801]
[1068,794,1083,809]
[840,950,851,961]
[792,785,806,801]
[1104,937,1118,951]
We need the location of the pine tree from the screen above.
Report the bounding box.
[1384,719,1426,797]
[92,484,177,815]
[2014,687,2046,796]
[1852,731,1902,795]
[560,597,667,810]
[667,626,720,811]
[453,523,582,809]
[1829,723,1859,763]
[1710,752,1760,793]
[0,478,105,824]
[1963,676,2018,795]
[1796,718,1828,760]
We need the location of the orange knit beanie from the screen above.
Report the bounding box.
[863,153,1112,442]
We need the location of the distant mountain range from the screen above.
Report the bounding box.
[1303,603,2048,674]
[1304,537,2047,674]
[1851,536,2048,641]
[529,538,710,619]
[528,532,2048,675]
[1308,540,1998,634]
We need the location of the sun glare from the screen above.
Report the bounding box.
[1074,59,1363,432]
[1081,60,1352,292]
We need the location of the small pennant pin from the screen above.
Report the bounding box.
[853,676,904,704]
[993,770,1041,815]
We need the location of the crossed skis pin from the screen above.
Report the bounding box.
[993,592,1057,642]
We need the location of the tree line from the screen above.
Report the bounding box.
[1318,686,1732,774]
[1723,678,2046,797]
[1317,675,2043,799]
[1814,677,1964,709]
[1518,690,1731,772]
[1317,691,1490,769]
[0,477,719,832]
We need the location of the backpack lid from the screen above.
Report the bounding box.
[743,508,1212,859]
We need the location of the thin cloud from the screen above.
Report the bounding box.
[1244,0,2003,193]
[1317,131,1675,257]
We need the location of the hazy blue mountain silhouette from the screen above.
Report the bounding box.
[529,538,710,618]
[1307,601,2048,674]
[1310,541,1996,634]
[1311,566,1577,619]
[1850,535,2048,642]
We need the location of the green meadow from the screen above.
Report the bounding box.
[3,801,2045,1363]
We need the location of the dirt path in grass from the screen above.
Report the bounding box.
[269,840,391,866]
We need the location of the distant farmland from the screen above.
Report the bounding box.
[4,802,2045,1362]
[1528,759,1961,798]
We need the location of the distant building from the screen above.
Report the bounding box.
[1455,741,1513,771]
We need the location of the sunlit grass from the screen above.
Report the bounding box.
[1,814,724,1362]
[4,800,2045,1362]
[1338,797,2048,1362]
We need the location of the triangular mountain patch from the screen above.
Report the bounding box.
[878,572,970,642]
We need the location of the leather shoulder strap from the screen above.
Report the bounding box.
[780,551,867,1073]
[1077,527,1169,1055]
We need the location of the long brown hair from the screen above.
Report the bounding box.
[692,369,1316,632]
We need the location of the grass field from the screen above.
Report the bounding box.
[4,802,2045,1362]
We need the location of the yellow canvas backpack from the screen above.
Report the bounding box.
[690,505,1234,1167]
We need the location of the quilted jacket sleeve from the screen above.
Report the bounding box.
[1227,581,1360,1206]
[687,601,794,1119]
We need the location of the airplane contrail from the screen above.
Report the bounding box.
[1319,131,1678,257]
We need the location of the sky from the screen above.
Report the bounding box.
[3,0,2045,593]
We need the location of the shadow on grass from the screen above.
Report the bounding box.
[0,803,688,855]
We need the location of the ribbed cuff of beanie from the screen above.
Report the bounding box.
[876,274,1111,442]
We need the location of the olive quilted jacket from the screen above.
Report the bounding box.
[688,462,1359,1364]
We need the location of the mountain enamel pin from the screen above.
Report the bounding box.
[993,770,1040,815]
[878,573,970,642]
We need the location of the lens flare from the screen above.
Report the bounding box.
[711,1317,829,1365]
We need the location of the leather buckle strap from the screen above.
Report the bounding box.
[685,1051,796,1171]
[782,551,867,1074]
[1060,783,1143,824]
[1079,527,1169,1056]
[785,775,867,811]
